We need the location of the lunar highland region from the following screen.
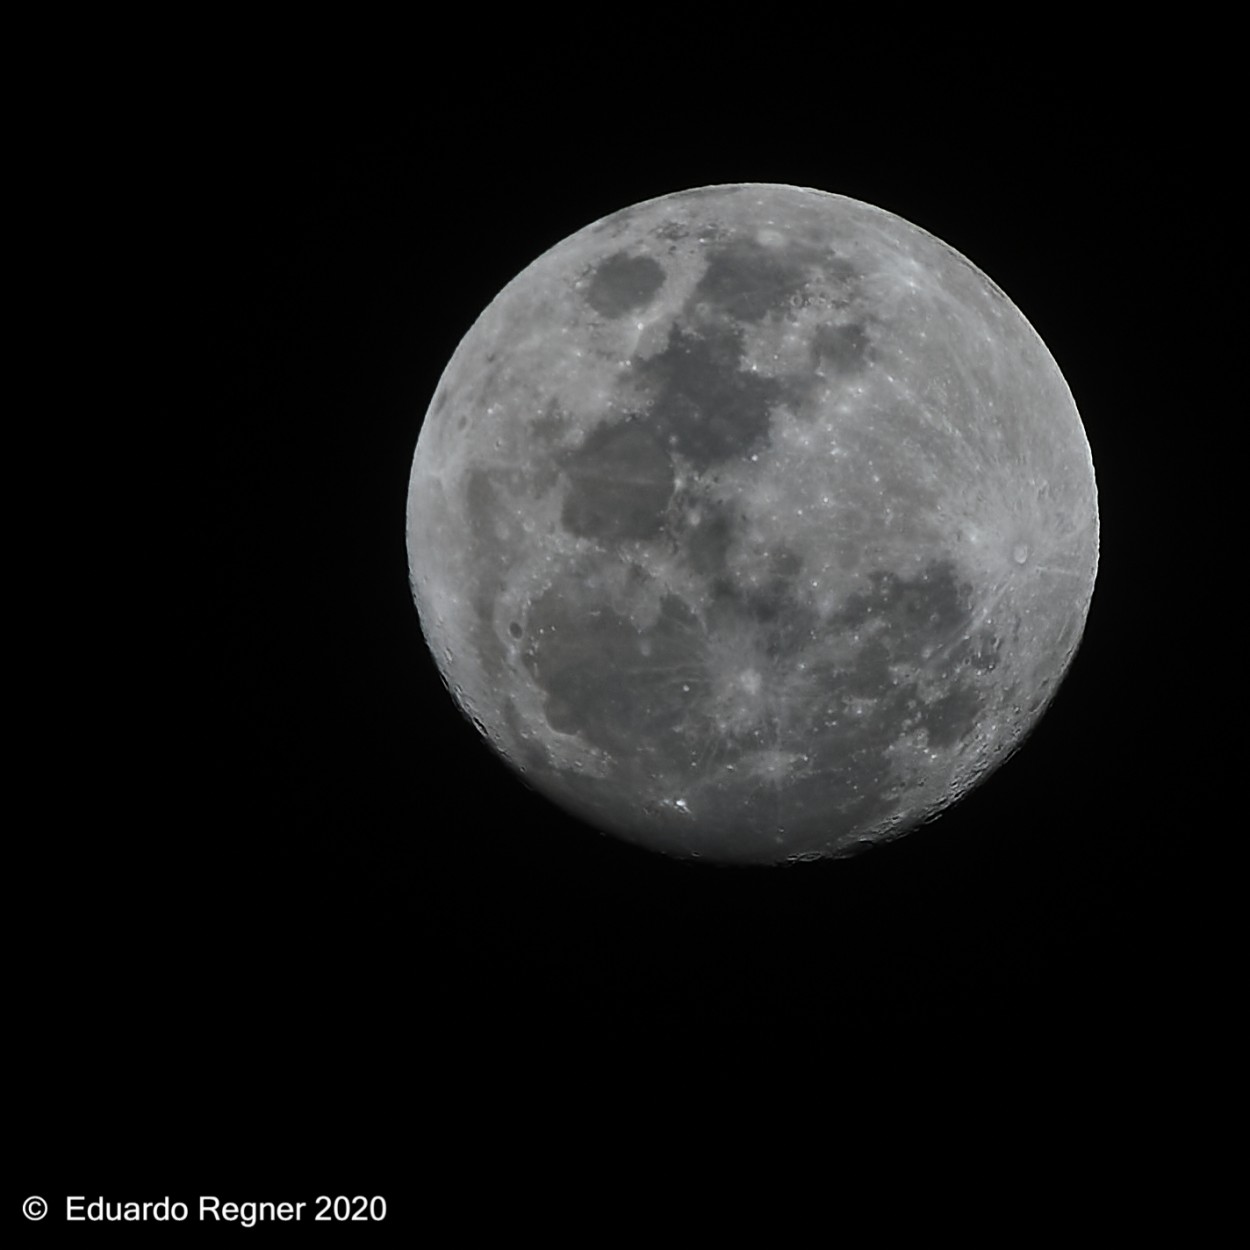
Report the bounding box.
[407,184,1098,864]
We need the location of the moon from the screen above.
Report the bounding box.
[406,184,1098,865]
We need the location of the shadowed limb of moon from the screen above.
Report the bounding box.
[407,183,1098,865]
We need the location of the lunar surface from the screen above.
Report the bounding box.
[407,184,1098,864]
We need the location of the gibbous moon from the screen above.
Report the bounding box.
[407,184,1098,864]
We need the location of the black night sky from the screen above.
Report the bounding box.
[16,49,1219,1232]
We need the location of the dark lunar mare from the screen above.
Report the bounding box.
[584,252,667,318]
[515,551,996,858]
[559,421,675,542]
[693,236,812,323]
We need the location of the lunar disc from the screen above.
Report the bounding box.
[407,183,1098,864]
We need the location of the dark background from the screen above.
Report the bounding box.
[18,51,1216,1230]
